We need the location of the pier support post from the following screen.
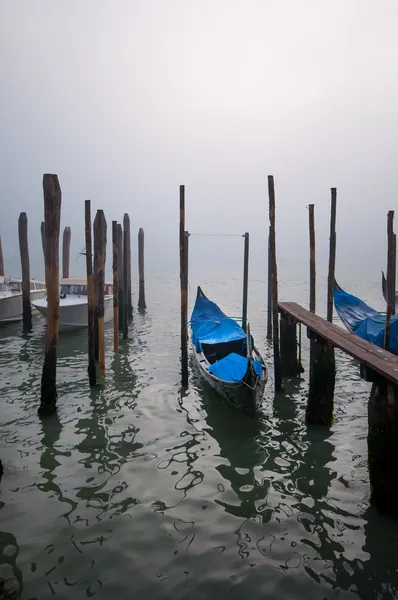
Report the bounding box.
[39,174,61,415]
[85,200,96,387]
[124,213,133,321]
[123,215,129,339]
[138,228,146,310]
[18,212,32,330]
[306,336,335,425]
[268,175,282,392]
[94,210,107,377]
[279,312,303,376]
[180,185,188,386]
[62,226,71,279]
[368,379,398,514]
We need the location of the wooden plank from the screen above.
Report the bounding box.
[278,302,398,383]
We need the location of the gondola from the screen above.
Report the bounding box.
[381,271,398,313]
[190,287,267,416]
[333,278,398,352]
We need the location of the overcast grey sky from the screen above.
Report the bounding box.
[1,1,397,286]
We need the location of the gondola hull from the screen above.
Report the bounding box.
[191,342,267,416]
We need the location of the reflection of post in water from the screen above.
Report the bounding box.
[37,413,77,522]
[0,531,23,598]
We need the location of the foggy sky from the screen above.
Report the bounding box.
[1,0,398,289]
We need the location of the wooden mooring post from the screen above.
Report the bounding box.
[123,215,129,339]
[94,210,107,377]
[267,225,272,341]
[85,200,96,387]
[309,204,316,314]
[112,221,119,352]
[124,213,133,321]
[62,226,71,279]
[39,174,61,415]
[117,224,124,331]
[138,227,146,310]
[180,185,188,386]
[268,176,282,392]
[242,232,249,332]
[0,235,4,277]
[18,212,32,330]
[384,210,395,350]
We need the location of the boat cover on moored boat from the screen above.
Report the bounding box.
[191,294,246,352]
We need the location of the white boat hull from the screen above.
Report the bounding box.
[0,289,46,324]
[32,295,114,332]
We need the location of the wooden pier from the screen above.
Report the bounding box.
[279,302,398,384]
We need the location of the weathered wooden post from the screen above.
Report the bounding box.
[268,176,282,392]
[117,224,124,331]
[41,221,46,263]
[385,211,395,351]
[266,226,272,341]
[62,226,71,279]
[307,192,336,425]
[0,235,4,277]
[123,215,129,339]
[112,220,119,352]
[309,204,316,314]
[279,310,303,376]
[327,188,337,323]
[18,212,32,330]
[94,210,107,376]
[39,174,61,415]
[85,200,96,387]
[180,185,188,386]
[368,378,398,514]
[138,227,146,310]
[241,232,249,332]
[124,213,133,320]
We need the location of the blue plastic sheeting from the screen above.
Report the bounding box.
[334,289,378,332]
[191,294,246,352]
[355,314,398,353]
[208,354,263,383]
[208,353,248,382]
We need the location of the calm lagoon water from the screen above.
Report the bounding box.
[0,275,398,599]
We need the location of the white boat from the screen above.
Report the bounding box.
[32,277,114,332]
[0,276,46,324]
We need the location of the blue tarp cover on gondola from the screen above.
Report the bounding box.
[208,353,263,382]
[334,286,398,352]
[355,314,398,353]
[334,289,378,331]
[191,294,246,352]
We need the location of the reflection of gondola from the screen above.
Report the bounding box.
[334,279,398,352]
[190,287,268,416]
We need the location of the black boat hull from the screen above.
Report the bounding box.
[191,342,267,416]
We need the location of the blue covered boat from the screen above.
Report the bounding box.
[334,280,398,353]
[190,287,268,416]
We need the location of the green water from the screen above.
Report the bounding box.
[1,278,398,599]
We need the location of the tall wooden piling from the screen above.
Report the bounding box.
[41,221,46,263]
[242,232,249,332]
[123,215,129,339]
[0,236,4,277]
[18,212,32,330]
[385,210,396,351]
[39,174,61,415]
[327,188,337,323]
[85,200,96,387]
[112,221,119,352]
[117,224,124,331]
[180,185,188,386]
[94,210,107,376]
[138,227,146,310]
[309,204,316,314]
[62,226,71,279]
[267,226,272,341]
[124,213,133,320]
[268,176,282,392]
